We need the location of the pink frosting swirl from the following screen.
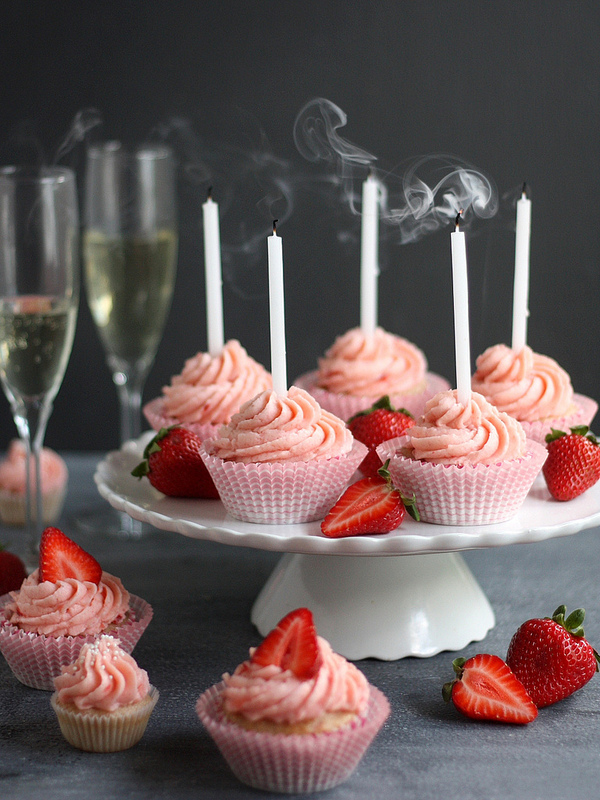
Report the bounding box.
[54,635,150,711]
[316,326,427,396]
[4,570,130,637]
[161,339,272,425]
[222,636,369,724]
[407,389,526,465]
[205,386,353,463]
[472,344,575,422]
[0,439,67,495]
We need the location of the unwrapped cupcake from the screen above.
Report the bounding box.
[472,343,597,444]
[0,527,152,690]
[295,326,449,420]
[196,607,390,793]
[200,385,367,524]
[0,439,67,526]
[51,635,158,752]
[377,389,547,526]
[143,339,272,440]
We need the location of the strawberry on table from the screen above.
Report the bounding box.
[506,605,600,707]
[132,426,219,499]
[251,607,322,679]
[320,461,419,538]
[543,426,600,501]
[0,544,27,595]
[442,653,538,724]
[348,396,415,479]
[39,526,102,584]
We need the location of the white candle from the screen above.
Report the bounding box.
[451,214,471,406]
[202,190,224,356]
[360,173,380,337]
[511,185,531,353]
[268,221,287,395]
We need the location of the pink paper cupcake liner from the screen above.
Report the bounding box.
[0,484,67,526]
[200,440,368,524]
[294,370,450,422]
[196,682,390,794]
[519,394,598,445]
[377,436,548,526]
[0,593,153,691]
[143,396,221,441]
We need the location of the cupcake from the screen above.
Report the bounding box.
[295,326,450,420]
[196,607,390,793]
[377,389,547,526]
[143,339,272,440]
[51,635,158,752]
[0,439,67,526]
[0,527,152,690]
[200,385,367,524]
[472,343,597,444]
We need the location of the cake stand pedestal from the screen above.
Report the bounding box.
[95,435,600,661]
[251,551,494,660]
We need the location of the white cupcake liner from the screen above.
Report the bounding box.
[51,685,159,752]
[200,440,368,524]
[0,594,153,690]
[294,370,450,422]
[519,394,598,445]
[0,484,67,526]
[196,682,390,794]
[143,396,221,441]
[377,436,548,526]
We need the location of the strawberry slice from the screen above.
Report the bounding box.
[321,461,419,538]
[251,607,322,679]
[39,527,102,584]
[442,653,538,724]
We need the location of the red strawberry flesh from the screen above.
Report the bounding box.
[0,546,27,595]
[39,527,102,584]
[251,607,322,679]
[348,396,414,480]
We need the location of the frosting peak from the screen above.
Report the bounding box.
[54,635,150,711]
[316,327,427,397]
[206,386,353,463]
[407,389,526,465]
[222,636,369,724]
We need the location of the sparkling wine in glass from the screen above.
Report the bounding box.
[0,166,79,565]
[83,142,177,535]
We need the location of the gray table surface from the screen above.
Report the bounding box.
[2,453,600,800]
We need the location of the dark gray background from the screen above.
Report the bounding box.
[1,1,599,451]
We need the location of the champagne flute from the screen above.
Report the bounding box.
[0,166,79,565]
[83,142,177,536]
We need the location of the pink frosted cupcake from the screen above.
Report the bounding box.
[143,339,272,440]
[196,607,390,793]
[296,326,450,421]
[200,385,367,524]
[377,389,547,526]
[0,527,152,690]
[51,635,158,752]
[472,343,597,444]
[0,439,68,526]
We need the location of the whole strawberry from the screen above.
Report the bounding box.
[0,544,27,595]
[132,427,219,499]
[506,605,600,707]
[348,396,414,479]
[543,426,600,501]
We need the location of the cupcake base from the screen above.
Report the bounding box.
[0,593,153,690]
[196,682,390,794]
[377,437,548,526]
[294,370,450,421]
[0,484,66,526]
[519,394,598,445]
[51,685,159,752]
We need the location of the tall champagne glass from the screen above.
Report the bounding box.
[83,142,177,536]
[0,167,79,565]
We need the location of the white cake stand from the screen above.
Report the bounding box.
[95,434,600,661]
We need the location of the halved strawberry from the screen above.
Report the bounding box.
[251,607,322,679]
[321,461,419,538]
[442,653,538,724]
[38,527,102,584]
